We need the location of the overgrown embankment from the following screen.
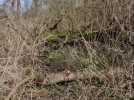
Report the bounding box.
[0,0,134,100]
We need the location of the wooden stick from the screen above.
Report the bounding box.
[42,67,125,85]
[42,69,106,85]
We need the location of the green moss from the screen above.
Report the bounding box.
[48,50,65,61]
[42,32,97,44]
[47,34,59,42]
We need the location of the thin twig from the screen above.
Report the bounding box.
[6,76,32,100]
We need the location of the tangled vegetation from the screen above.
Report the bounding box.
[0,0,134,100]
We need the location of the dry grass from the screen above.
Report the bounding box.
[0,0,134,100]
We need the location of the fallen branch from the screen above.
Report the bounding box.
[42,67,125,85]
[42,69,108,85]
[6,67,124,99]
